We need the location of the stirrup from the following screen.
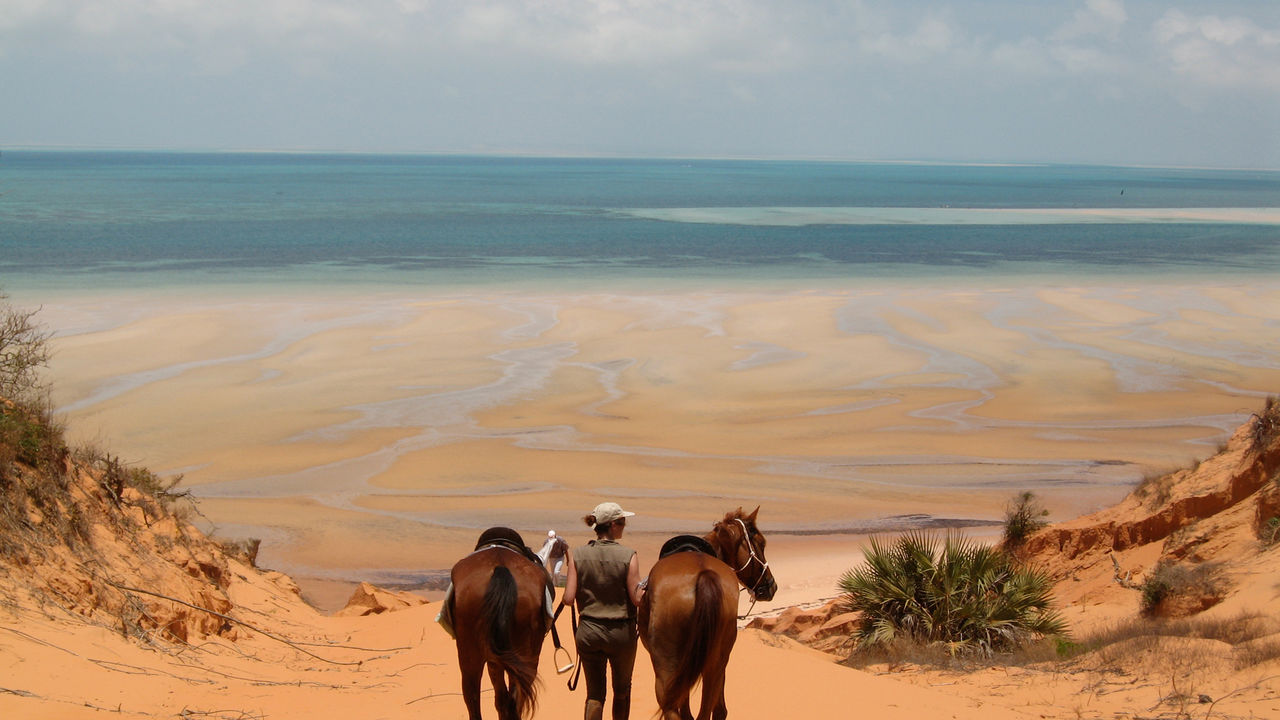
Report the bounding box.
[554,646,576,674]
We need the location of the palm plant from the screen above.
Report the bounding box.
[838,531,1066,655]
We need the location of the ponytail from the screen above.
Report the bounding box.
[584,514,612,535]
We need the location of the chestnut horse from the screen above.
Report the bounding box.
[638,507,778,720]
[449,528,552,720]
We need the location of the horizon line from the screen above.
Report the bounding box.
[4,144,1279,174]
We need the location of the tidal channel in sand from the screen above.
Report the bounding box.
[31,281,1280,608]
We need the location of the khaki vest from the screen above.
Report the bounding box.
[573,540,635,621]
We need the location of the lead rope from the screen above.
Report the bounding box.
[567,602,581,690]
[550,602,581,689]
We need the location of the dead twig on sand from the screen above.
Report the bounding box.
[179,709,265,720]
[293,639,411,652]
[0,687,166,718]
[384,661,446,677]
[408,688,493,705]
[0,686,38,698]
[1203,673,1280,720]
[88,658,216,685]
[170,662,348,689]
[104,581,362,667]
[0,624,83,657]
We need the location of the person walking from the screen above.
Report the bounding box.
[537,530,570,583]
[562,502,644,720]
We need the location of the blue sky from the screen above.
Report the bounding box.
[3,0,1278,167]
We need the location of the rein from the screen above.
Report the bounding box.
[550,602,581,689]
[729,518,771,619]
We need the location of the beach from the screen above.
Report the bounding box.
[6,0,1280,710]
[5,153,1280,719]
[29,280,1280,611]
[3,152,1275,612]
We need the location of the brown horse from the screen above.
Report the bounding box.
[449,528,552,720]
[638,507,777,720]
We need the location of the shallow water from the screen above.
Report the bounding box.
[3,152,1278,293]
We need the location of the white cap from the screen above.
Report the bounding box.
[548,530,556,538]
[590,502,635,525]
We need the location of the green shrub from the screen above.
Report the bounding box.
[838,531,1066,656]
[0,399,65,478]
[1001,491,1049,551]
[94,452,183,503]
[218,538,262,567]
[0,291,61,480]
[1135,469,1176,508]
[1139,565,1175,614]
[1266,517,1280,546]
[1139,561,1224,616]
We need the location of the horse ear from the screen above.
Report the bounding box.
[747,506,759,522]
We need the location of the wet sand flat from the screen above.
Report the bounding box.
[40,281,1280,605]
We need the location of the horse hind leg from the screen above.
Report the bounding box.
[713,693,727,720]
[458,647,486,720]
[651,666,690,720]
[487,662,518,720]
[697,669,727,720]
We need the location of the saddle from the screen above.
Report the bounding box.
[439,527,557,641]
[474,527,556,614]
[474,526,544,567]
[658,534,716,559]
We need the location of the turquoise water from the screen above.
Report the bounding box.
[2,151,1278,291]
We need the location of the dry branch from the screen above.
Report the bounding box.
[104,580,362,667]
[1110,552,1140,589]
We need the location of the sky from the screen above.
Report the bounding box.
[2,0,1279,167]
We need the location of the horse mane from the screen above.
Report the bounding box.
[707,506,759,562]
[715,506,760,532]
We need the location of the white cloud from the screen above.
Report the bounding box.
[1154,9,1280,90]
[1049,43,1116,75]
[988,1,1128,79]
[72,2,123,37]
[2,0,1277,165]
[989,38,1054,77]
[0,0,48,31]
[1056,0,1128,41]
[859,13,957,64]
[10,0,379,55]
[445,1,746,66]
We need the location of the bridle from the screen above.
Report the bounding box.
[731,518,772,618]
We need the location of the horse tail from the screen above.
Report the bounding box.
[665,568,722,708]
[480,565,539,719]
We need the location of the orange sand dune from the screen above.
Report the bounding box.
[0,578,1038,720]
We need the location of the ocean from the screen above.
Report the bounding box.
[3,151,1279,291]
